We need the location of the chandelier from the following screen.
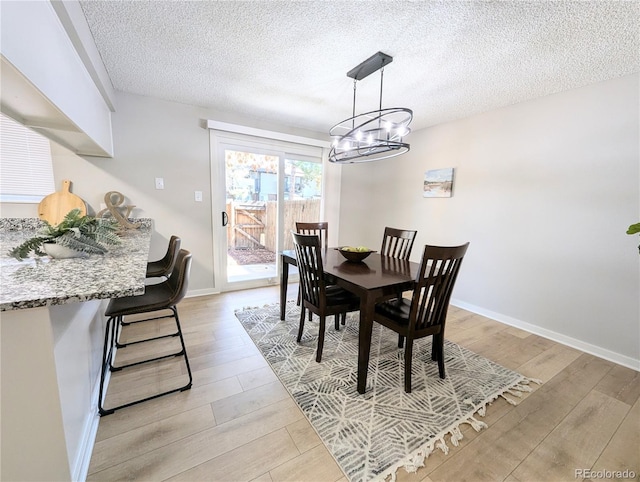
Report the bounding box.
[328,52,413,164]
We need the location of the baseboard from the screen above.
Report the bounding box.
[186,288,220,298]
[71,377,103,482]
[450,298,640,372]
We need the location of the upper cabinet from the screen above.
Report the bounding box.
[0,1,114,157]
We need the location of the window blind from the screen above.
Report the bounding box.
[0,113,55,203]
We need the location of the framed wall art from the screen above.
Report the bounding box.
[423,168,454,198]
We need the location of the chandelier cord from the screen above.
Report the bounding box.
[352,78,357,130]
[379,67,384,112]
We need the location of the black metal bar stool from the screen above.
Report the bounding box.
[98,249,193,416]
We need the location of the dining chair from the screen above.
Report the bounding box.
[295,222,328,249]
[377,227,418,307]
[373,242,469,392]
[380,227,417,260]
[292,232,360,362]
[146,235,181,279]
[295,222,333,319]
[98,249,194,415]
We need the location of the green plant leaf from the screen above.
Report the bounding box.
[55,231,107,254]
[9,208,122,260]
[8,236,54,260]
[627,223,640,235]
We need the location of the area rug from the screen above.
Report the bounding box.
[235,302,540,482]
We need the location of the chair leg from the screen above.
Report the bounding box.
[316,316,326,362]
[398,335,404,348]
[172,306,193,391]
[435,334,445,379]
[297,306,306,342]
[99,306,193,416]
[108,316,121,371]
[404,339,413,393]
[334,314,339,331]
[341,313,346,325]
[431,334,438,361]
[98,316,116,416]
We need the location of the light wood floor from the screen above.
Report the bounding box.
[88,285,640,482]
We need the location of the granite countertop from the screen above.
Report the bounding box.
[0,218,153,311]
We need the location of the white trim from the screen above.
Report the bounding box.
[451,298,640,371]
[74,378,102,482]
[206,120,330,149]
[186,288,221,298]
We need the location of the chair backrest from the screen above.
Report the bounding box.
[409,243,469,332]
[165,249,192,306]
[292,232,326,308]
[380,227,417,260]
[296,222,328,250]
[147,235,181,277]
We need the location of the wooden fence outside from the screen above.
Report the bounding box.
[226,199,320,252]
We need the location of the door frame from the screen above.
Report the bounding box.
[209,123,329,293]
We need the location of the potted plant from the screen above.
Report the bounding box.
[9,208,121,261]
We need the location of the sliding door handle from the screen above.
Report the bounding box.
[222,211,229,227]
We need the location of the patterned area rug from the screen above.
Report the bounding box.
[235,303,539,482]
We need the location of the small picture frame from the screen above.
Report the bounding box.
[424,168,454,198]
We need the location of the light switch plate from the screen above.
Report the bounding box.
[195,191,203,202]
[155,177,164,190]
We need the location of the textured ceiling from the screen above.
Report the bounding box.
[79,0,639,135]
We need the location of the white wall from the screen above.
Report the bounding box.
[0,0,113,156]
[52,92,216,292]
[338,74,640,369]
[43,92,335,294]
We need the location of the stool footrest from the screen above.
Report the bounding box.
[120,313,174,326]
[115,331,179,348]
[111,349,185,371]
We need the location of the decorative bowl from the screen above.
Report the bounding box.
[337,247,375,263]
[43,243,89,259]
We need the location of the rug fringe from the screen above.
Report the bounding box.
[376,376,541,482]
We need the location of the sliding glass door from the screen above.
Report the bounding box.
[224,147,279,285]
[211,132,323,292]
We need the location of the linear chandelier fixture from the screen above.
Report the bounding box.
[328,51,413,164]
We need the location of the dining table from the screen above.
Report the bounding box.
[280,248,421,394]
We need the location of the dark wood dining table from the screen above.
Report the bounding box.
[280,249,420,394]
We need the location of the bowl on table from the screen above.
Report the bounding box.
[337,246,375,263]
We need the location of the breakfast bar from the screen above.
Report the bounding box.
[0,218,152,481]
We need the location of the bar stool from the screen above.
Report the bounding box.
[146,235,181,279]
[122,235,181,329]
[98,249,193,416]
